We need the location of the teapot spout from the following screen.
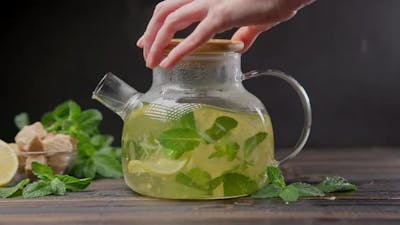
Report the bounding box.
[92,73,142,119]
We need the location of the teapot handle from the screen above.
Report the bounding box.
[243,70,312,165]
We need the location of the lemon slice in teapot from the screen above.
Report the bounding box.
[128,157,188,175]
[0,139,19,186]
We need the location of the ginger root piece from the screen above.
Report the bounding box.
[47,152,70,174]
[15,122,46,151]
[43,134,76,174]
[42,134,76,152]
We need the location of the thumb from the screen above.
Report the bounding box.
[231,25,269,53]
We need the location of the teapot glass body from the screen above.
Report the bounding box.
[93,40,311,199]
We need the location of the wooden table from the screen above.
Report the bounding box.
[1,148,399,225]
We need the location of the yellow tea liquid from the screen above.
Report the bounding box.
[122,103,275,199]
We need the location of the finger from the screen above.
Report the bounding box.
[159,15,223,69]
[146,2,207,68]
[136,35,144,48]
[231,25,269,53]
[142,0,193,59]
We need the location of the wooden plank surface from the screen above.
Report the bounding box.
[1,148,399,225]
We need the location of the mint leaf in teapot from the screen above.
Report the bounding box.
[222,172,258,196]
[176,112,196,130]
[208,140,240,161]
[159,128,201,159]
[204,116,238,142]
[317,176,357,193]
[176,168,212,191]
[14,112,30,130]
[244,132,267,157]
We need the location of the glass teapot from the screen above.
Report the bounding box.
[92,39,311,199]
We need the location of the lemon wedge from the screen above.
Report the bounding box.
[0,139,19,186]
[128,157,188,175]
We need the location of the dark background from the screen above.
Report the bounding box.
[1,0,399,149]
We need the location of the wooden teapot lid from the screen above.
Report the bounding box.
[165,39,244,54]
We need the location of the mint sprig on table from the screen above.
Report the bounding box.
[0,162,92,199]
[252,166,357,202]
[19,100,122,179]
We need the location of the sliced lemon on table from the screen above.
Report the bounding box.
[128,157,188,175]
[0,139,19,186]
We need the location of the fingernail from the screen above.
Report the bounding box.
[146,61,152,68]
[146,56,155,68]
[159,58,168,68]
[136,37,144,47]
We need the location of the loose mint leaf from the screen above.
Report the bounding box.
[93,153,123,178]
[251,184,283,199]
[38,100,122,180]
[176,168,212,191]
[244,132,267,157]
[177,112,196,130]
[22,181,53,198]
[97,146,122,162]
[204,116,238,142]
[77,109,102,135]
[53,101,74,121]
[69,158,96,179]
[266,166,286,188]
[56,175,92,191]
[289,182,325,197]
[90,134,113,149]
[159,128,201,159]
[317,176,357,193]
[41,100,81,133]
[14,112,30,130]
[67,101,82,121]
[209,141,239,161]
[31,162,54,181]
[41,112,56,128]
[222,173,258,196]
[0,179,30,198]
[279,185,299,202]
[77,141,96,158]
[50,178,66,196]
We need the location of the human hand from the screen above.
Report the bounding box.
[137,0,315,69]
